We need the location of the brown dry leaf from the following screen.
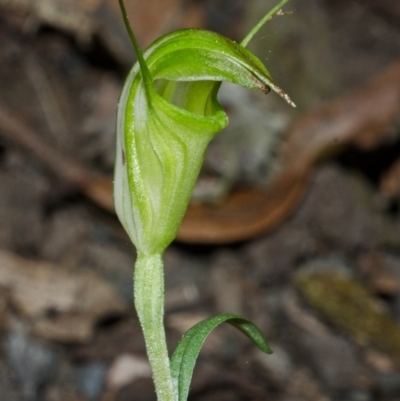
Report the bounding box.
[380,157,400,198]
[0,250,127,343]
[178,165,309,243]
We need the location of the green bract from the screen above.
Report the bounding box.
[114,28,292,255]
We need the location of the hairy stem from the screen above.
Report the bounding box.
[134,254,175,401]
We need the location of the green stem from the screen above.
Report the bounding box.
[241,0,291,48]
[134,254,175,401]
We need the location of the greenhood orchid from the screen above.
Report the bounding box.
[114,1,294,400]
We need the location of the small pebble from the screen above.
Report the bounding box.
[107,354,151,391]
[4,327,59,400]
[341,388,372,401]
[299,331,357,390]
[78,362,108,401]
[254,343,293,384]
[376,372,400,398]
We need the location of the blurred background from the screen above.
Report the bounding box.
[0,0,400,400]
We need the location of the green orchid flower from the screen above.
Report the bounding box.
[114,5,294,257]
[113,1,294,400]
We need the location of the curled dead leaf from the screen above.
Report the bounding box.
[177,166,309,243]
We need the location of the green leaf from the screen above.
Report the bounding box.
[170,314,272,401]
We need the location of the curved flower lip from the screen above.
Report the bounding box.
[140,29,294,107]
[115,27,294,255]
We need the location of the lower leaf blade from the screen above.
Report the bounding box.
[170,313,272,401]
